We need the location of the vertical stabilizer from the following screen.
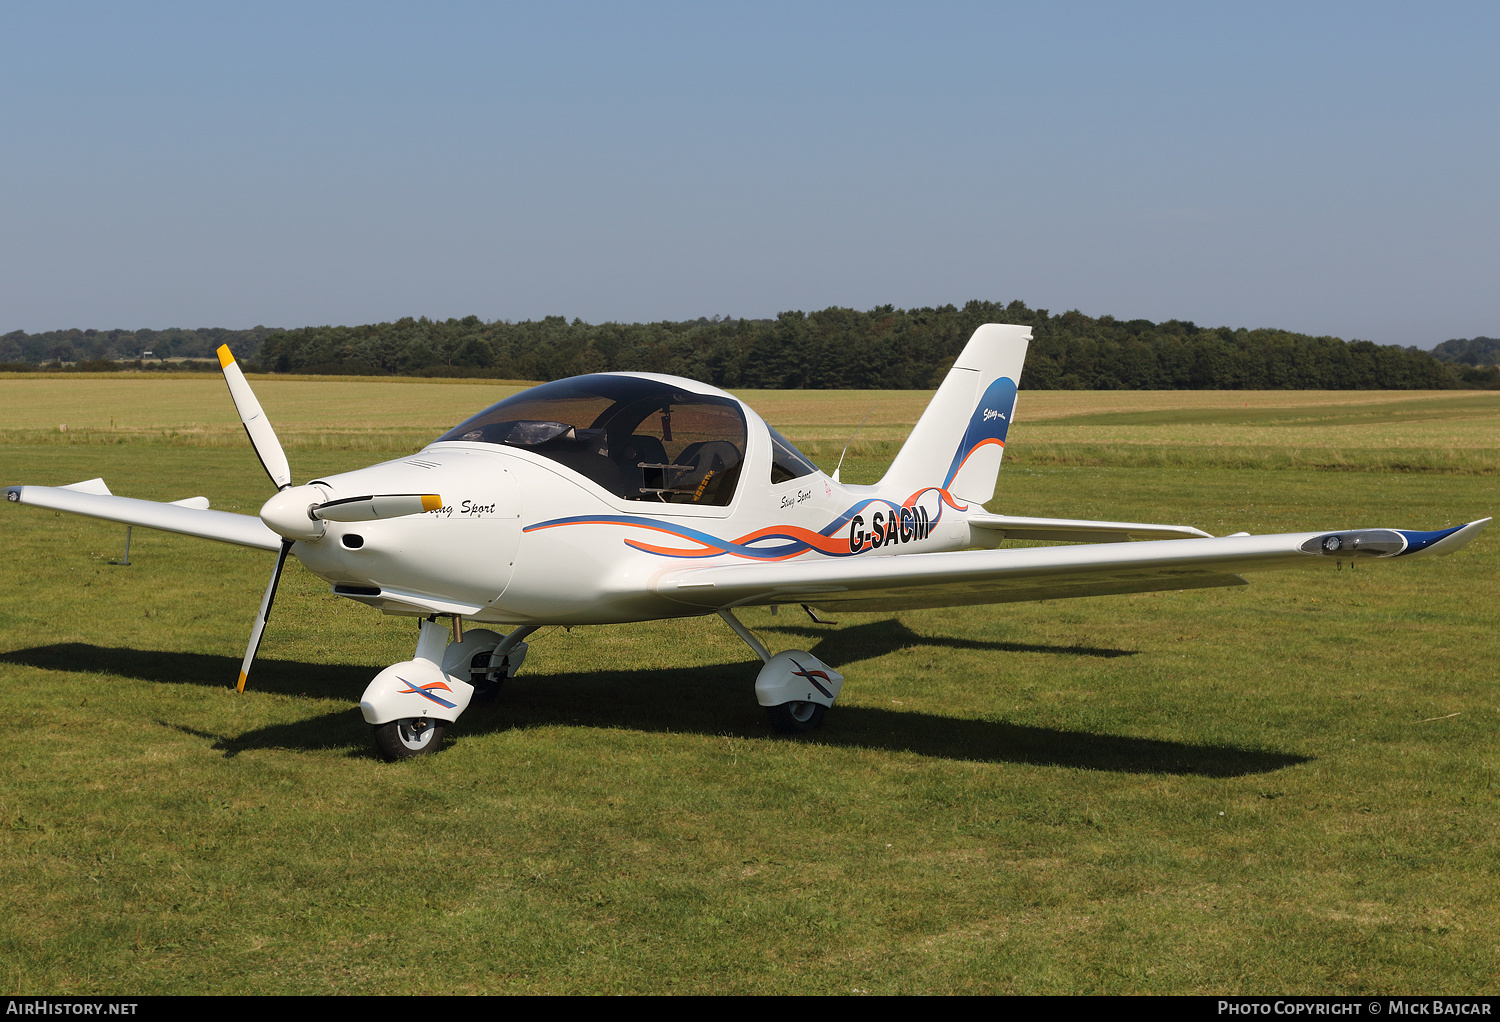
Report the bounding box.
[878,324,1029,505]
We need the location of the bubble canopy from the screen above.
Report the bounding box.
[436,375,748,506]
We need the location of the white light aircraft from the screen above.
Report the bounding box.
[6,326,1489,759]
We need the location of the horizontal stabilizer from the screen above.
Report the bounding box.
[6,484,281,551]
[969,513,1212,544]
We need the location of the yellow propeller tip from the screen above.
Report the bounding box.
[421,494,443,512]
[217,345,235,368]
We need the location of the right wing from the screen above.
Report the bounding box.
[6,480,282,551]
[653,520,1490,613]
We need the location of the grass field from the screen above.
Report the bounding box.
[5,374,1497,473]
[0,378,1496,994]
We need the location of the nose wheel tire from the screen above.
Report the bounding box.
[373,718,447,760]
[767,700,827,734]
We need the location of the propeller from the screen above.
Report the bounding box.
[312,493,444,523]
[217,345,291,490]
[238,539,293,693]
[215,345,443,692]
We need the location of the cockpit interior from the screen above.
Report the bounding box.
[438,375,754,505]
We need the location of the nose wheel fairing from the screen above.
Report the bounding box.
[359,619,479,729]
[360,620,535,759]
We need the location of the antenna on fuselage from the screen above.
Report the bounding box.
[831,404,878,483]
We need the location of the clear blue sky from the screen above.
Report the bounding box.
[2,1,1495,346]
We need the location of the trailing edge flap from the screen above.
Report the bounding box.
[652,523,1488,613]
[5,484,281,551]
[969,513,1212,544]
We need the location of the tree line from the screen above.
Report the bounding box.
[0,325,281,367]
[1426,336,1500,387]
[248,301,1476,390]
[4,302,1492,389]
[1430,336,1500,368]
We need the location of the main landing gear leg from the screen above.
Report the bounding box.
[716,608,844,734]
[473,625,537,703]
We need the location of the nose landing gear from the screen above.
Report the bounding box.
[360,617,534,761]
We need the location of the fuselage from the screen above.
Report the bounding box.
[286,372,979,626]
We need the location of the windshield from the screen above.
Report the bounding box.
[437,375,747,506]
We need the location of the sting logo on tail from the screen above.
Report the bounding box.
[943,376,1019,491]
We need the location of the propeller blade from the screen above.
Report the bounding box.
[217,345,292,490]
[237,539,293,693]
[312,494,444,523]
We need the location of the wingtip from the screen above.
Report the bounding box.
[1398,517,1493,558]
[1457,517,1493,543]
[236,670,248,693]
[1451,516,1492,537]
[217,345,235,369]
[1448,516,1491,548]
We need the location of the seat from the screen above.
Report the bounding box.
[666,440,743,505]
[610,434,672,498]
[541,450,624,494]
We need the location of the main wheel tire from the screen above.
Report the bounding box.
[767,700,827,734]
[373,717,447,760]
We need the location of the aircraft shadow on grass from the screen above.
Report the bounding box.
[2,639,1308,777]
[756,616,1140,664]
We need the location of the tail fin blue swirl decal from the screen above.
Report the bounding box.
[943,376,1018,490]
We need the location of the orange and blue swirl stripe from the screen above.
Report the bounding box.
[524,487,967,560]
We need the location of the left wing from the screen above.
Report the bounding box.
[654,520,1490,612]
[6,481,282,551]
